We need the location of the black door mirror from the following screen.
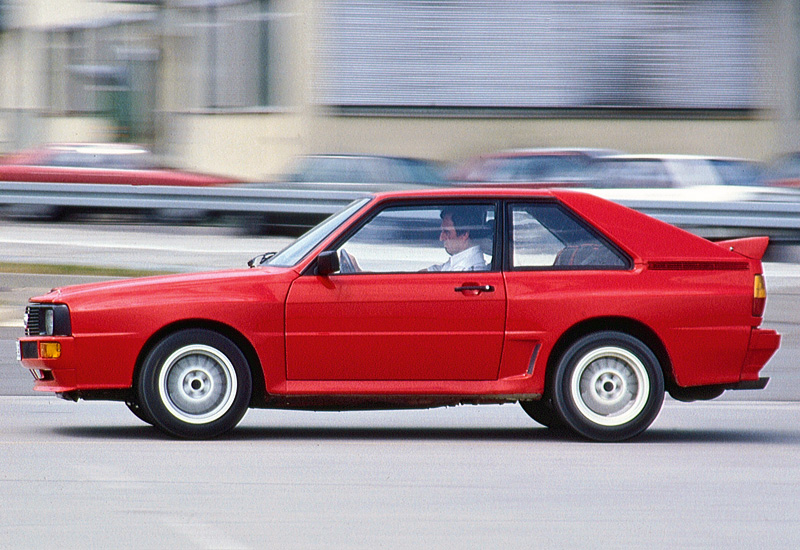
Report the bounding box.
[316,250,340,276]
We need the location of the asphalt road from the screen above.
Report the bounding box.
[1,221,799,549]
[2,396,800,549]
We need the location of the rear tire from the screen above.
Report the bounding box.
[551,331,664,442]
[137,329,252,439]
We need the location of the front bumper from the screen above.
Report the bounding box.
[17,336,79,393]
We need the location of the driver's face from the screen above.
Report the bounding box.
[440,214,470,256]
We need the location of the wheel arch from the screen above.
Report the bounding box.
[133,319,268,408]
[544,317,674,395]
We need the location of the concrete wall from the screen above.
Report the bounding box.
[306,116,782,165]
[169,112,304,180]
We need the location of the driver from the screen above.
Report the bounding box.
[338,205,489,273]
[427,206,488,272]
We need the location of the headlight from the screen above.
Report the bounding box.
[44,309,54,335]
[25,304,71,336]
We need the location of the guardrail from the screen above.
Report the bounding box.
[0,181,364,216]
[2,181,800,242]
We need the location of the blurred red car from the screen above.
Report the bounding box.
[0,143,240,186]
[17,188,779,441]
[449,148,618,187]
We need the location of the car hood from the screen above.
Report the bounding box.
[30,266,298,306]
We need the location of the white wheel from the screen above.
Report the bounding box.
[158,344,238,425]
[552,331,664,441]
[138,329,252,439]
[569,346,650,427]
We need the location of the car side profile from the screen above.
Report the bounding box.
[17,188,780,441]
[448,148,619,187]
[282,154,446,186]
[595,154,763,189]
[0,143,244,221]
[0,143,241,186]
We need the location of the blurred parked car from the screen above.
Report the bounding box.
[760,152,800,188]
[280,154,447,187]
[448,148,620,187]
[586,154,776,202]
[240,154,448,234]
[595,154,763,189]
[0,143,243,220]
[0,143,241,186]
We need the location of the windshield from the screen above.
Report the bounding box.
[265,198,371,267]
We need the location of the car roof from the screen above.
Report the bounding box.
[366,187,738,262]
[39,143,150,154]
[481,148,621,158]
[370,186,559,201]
[297,154,435,162]
[603,154,755,162]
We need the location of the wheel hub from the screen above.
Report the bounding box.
[158,344,237,424]
[183,369,212,397]
[594,370,627,404]
[570,346,650,427]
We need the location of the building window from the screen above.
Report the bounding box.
[317,0,766,113]
[182,0,292,110]
[45,15,158,140]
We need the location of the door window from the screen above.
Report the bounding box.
[333,204,496,273]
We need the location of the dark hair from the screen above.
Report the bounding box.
[441,206,487,238]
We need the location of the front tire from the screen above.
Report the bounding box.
[520,399,564,429]
[551,331,664,442]
[137,329,252,439]
[126,399,154,425]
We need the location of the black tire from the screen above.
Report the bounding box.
[136,329,252,439]
[519,399,565,429]
[551,331,664,442]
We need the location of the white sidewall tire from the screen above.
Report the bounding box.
[552,331,664,442]
[157,344,238,425]
[138,329,252,439]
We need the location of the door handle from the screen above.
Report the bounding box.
[454,285,494,293]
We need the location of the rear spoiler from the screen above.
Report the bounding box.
[716,236,769,260]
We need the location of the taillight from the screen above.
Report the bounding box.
[753,274,766,317]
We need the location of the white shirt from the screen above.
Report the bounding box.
[428,245,488,272]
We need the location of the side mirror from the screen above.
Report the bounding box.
[316,250,340,276]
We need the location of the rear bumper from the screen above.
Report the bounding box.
[729,377,769,391]
[740,328,781,382]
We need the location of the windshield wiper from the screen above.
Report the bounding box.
[247,252,276,268]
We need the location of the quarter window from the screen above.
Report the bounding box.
[510,203,627,269]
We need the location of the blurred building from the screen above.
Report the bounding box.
[0,0,798,180]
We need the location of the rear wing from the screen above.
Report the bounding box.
[716,236,769,260]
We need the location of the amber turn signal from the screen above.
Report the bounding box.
[753,274,766,317]
[39,342,62,359]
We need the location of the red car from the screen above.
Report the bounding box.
[16,188,780,441]
[0,143,240,186]
[448,148,617,187]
